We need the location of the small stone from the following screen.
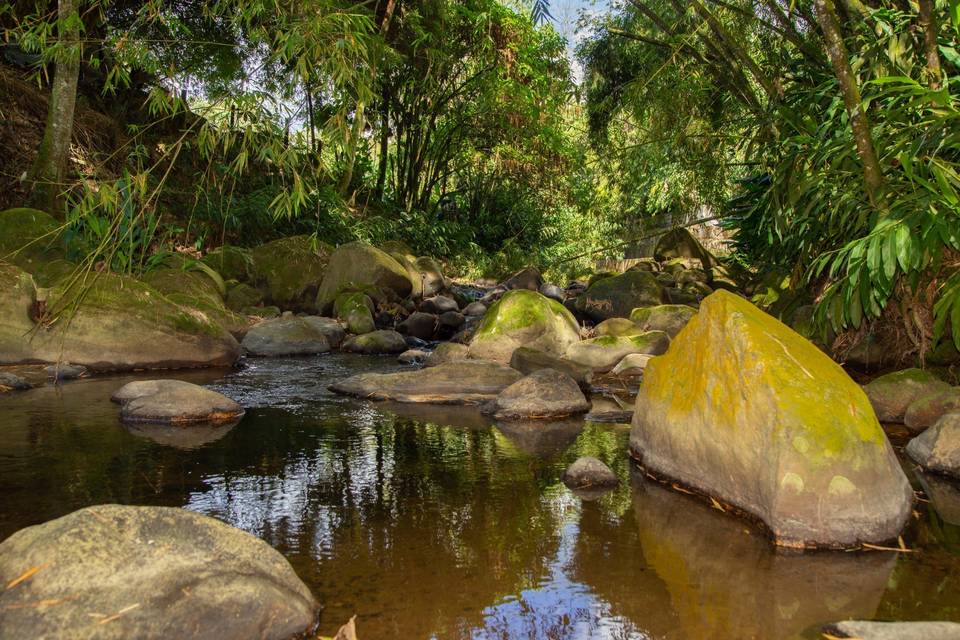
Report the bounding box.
[563,456,618,490]
[463,302,487,316]
[398,349,430,365]
[438,311,465,328]
[502,266,543,291]
[863,368,950,423]
[538,283,564,302]
[611,353,652,376]
[341,330,408,355]
[241,316,335,356]
[424,342,469,367]
[420,295,459,315]
[0,371,31,392]
[44,363,87,381]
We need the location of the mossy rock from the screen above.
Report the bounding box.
[904,387,960,433]
[0,207,64,274]
[226,283,264,312]
[334,292,376,335]
[594,317,644,338]
[587,271,619,288]
[202,245,255,283]
[631,290,912,547]
[467,289,580,364]
[31,258,78,288]
[316,242,412,314]
[341,329,408,355]
[576,270,665,322]
[251,235,332,312]
[863,368,950,423]
[563,332,669,373]
[653,227,715,270]
[630,304,696,338]
[143,268,224,308]
[0,263,240,371]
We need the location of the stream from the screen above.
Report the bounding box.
[1,354,959,639]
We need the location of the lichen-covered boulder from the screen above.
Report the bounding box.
[594,317,644,337]
[0,264,240,371]
[225,282,263,312]
[113,380,244,424]
[425,342,469,367]
[653,227,715,270]
[316,242,412,313]
[904,388,960,432]
[508,346,593,388]
[334,292,376,335]
[241,316,338,356]
[0,207,63,275]
[564,332,670,373]
[341,329,407,355]
[251,235,332,312]
[630,290,912,548]
[863,369,951,423]
[202,244,255,282]
[467,290,580,364]
[330,360,522,404]
[485,368,589,420]
[0,505,319,640]
[630,304,697,338]
[575,270,665,322]
[906,413,960,480]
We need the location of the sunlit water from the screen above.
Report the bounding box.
[1,354,959,639]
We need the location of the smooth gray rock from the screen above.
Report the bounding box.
[44,362,87,381]
[114,380,244,425]
[241,316,338,356]
[824,621,960,640]
[502,266,543,291]
[487,368,590,420]
[399,312,437,340]
[341,329,408,355]
[0,505,319,640]
[509,346,593,388]
[538,283,565,302]
[563,456,618,490]
[420,295,459,315]
[424,342,469,367]
[0,371,31,391]
[330,361,522,404]
[905,388,960,432]
[906,413,960,479]
[463,301,487,316]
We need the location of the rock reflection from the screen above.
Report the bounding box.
[125,420,240,449]
[495,418,585,458]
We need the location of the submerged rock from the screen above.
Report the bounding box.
[575,270,665,322]
[398,349,430,365]
[630,290,912,548]
[330,360,522,404]
[904,388,960,432]
[251,235,332,312]
[341,329,408,355]
[113,380,244,424]
[0,504,318,640]
[486,368,589,420]
[0,264,241,371]
[629,304,697,338]
[564,332,670,373]
[508,346,593,388]
[863,368,950,423]
[906,413,960,480]
[823,621,960,640]
[0,371,30,391]
[316,242,411,313]
[467,290,580,364]
[241,316,338,356]
[563,456,618,491]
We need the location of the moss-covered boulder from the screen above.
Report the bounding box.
[653,227,715,270]
[0,263,240,371]
[630,290,912,548]
[202,245,255,283]
[143,267,250,339]
[630,304,697,338]
[334,291,376,335]
[863,369,951,423]
[467,290,580,364]
[316,242,412,313]
[904,387,960,432]
[225,282,263,312]
[341,329,407,354]
[594,317,644,337]
[0,207,63,274]
[575,270,665,322]
[564,332,670,373]
[251,235,332,312]
[425,341,469,367]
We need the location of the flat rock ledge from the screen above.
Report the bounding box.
[0,505,319,640]
[823,620,960,640]
[329,361,522,404]
[113,379,244,424]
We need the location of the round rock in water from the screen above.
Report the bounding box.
[341,329,408,355]
[114,380,244,425]
[489,368,590,420]
[241,316,335,356]
[906,413,960,480]
[44,363,87,381]
[0,371,31,392]
[0,504,319,640]
[563,456,619,490]
[398,349,430,365]
[862,368,950,423]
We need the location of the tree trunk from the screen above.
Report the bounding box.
[338,102,366,197]
[917,0,942,90]
[27,0,80,215]
[814,0,884,206]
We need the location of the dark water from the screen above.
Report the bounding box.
[1,355,959,639]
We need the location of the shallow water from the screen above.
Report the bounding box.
[1,354,959,639]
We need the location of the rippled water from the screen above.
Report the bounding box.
[1,354,959,639]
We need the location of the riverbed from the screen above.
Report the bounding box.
[1,354,958,639]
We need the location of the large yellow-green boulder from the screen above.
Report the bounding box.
[251,235,332,312]
[0,262,240,371]
[630,290,912,547]
[467,290,580,363]
[575,270,665,322]
[315,242,412,313]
